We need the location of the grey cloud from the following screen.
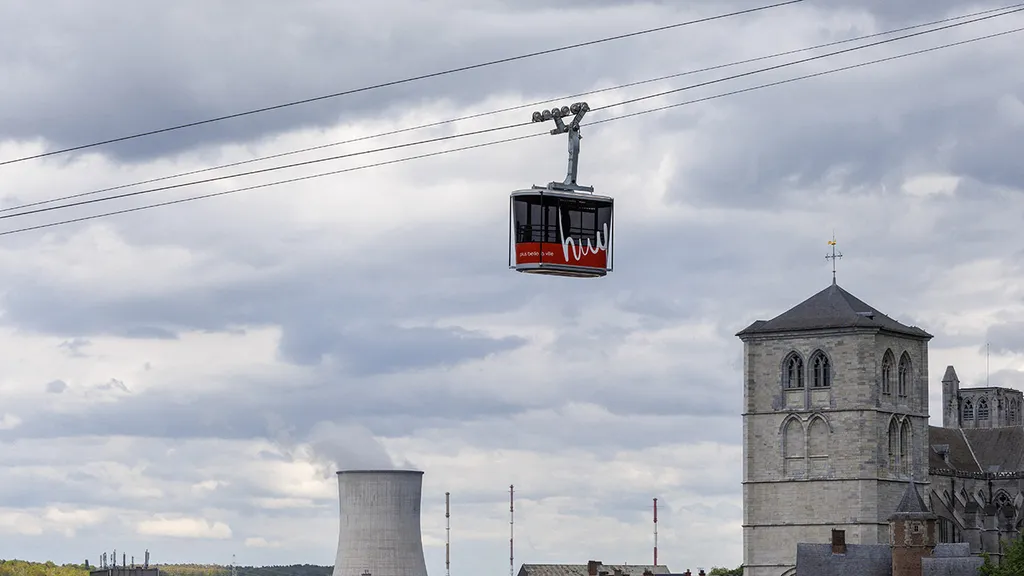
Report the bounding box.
[927,332,981,349]
[986,369,1024,389]
[0,0,969,165]
[59,337,90,357]
[279,323,527,375]
[117,326,179,340]
[97,378,131,393]
[407,409,741,463]
[664,57,1023,209]
[0,436,334,514]
[0,474,88,508]
[0,222,536,341]
[0,344,744,457]
[591,377,743,421]
[827,0,993,23]
[612,292,700,328]
[951,119,1024,190]
[985,322,1024,355]
[537,0,974,23]
[0,0,726,164]
[11,358,741,449]
[45,379,68,394]
[0,373,525,443]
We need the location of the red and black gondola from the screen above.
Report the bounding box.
[509,188,613,278]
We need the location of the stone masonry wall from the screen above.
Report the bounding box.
[742,327,931,576]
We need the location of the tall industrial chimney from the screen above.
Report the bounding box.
[332,470,429,576]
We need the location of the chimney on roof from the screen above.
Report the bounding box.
[588,561,600,576]
[832,528,847,554]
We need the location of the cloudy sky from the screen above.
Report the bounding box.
[2,0,1024,572]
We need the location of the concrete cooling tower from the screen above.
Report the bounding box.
[332,470,429,576]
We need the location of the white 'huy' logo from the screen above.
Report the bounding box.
[559,210,609,262]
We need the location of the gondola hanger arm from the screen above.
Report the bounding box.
[530,102,593,193]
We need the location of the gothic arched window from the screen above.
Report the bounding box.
[881,350,895,396]
[899,420,912,476]
[887,419,899,472]
[962,398,974,421]
[783,417,805,477]
[807,416,830,476]
[897,352,911,397]
[783,352,804,389]
[978,398,990,420]
[810,350,831,388]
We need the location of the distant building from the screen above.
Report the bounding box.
[737,281,1023,576]
[517,560,671,576]
[516,560,715,576]
[90,550,158,576]
[794,482,984,575]
[89,568,159,576]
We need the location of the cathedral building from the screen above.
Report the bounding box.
[736,280,1024,576]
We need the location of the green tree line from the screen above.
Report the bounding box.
[0,560,90,576]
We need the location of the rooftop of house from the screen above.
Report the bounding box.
[517,563,671,576]
[795,542,980,576]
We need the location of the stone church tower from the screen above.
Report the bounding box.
[736,281,933,576]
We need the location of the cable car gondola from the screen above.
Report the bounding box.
[508,102,614,278]
[510,188,613,278]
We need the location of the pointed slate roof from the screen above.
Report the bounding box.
[941,365,959,383]
[736,281,932,339]
[888,482,936,521]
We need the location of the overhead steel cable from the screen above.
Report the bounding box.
[0,133,548,238]
[591,4,1024,112]
[3,4,1020,223]
[2,25,1019,239]
[0,121,536,221]
[5,1,1020,217]
[0,0,805,167]
[589,26,1024,125]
